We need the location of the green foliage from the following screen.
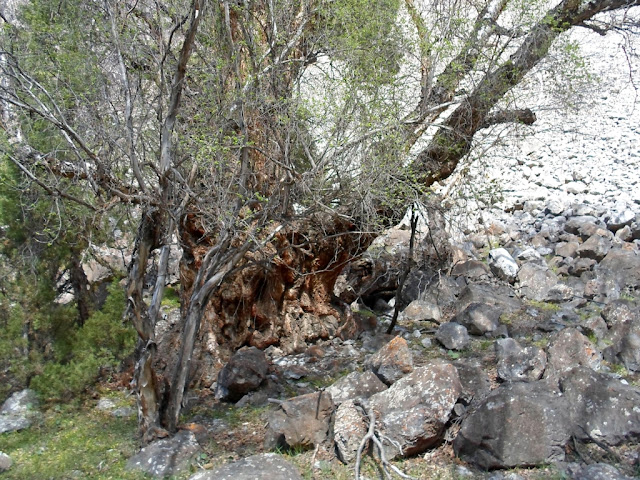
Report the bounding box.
[324,0,404,89]
[30,282,135,402]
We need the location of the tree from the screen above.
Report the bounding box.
[1,0,638,441]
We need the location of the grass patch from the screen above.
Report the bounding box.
[161,285,182,308]
[0,402,163,480]
[526,300,561,312]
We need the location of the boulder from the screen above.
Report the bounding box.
[454,360,491,404]
[495,338,546,382]
[457,284,522,313]
[545,328,602,377]
[214,347,269,402]
[126,430,201,477]
[555,241,579,258]
[605,209,635,232]
[517,263,558,302]
[453,303,502,335]
[576,235,612,261]
[0,389,38,415]
[365,336,413,385]
[264,391,334,451]
[454,381,572,469]
[401,300,442,323]
[0,415,31,434]
[435,322,470,350]
[333,400,368,463]
[597,249,640,291]
[369,361,462,458]
[561,367,640,446]
[488,248,519,282]
[0,452,12,472]
[450,259,490,280]
[565,463,634,480]
[325,371,387,406]
[189,453,302,480]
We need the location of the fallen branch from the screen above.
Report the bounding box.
[354,401,416,480]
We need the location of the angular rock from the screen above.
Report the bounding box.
[606,209,635,232]
[576,235,612,261]
[454,381,572,469]
[0,452,12,472]
[264,391,334,451]
[401,300,442,323]
[561,367,640,446]
[0,415,31,434]
[488,248,519,282]
[365,336,413,385]
[333,400,368,463]
[517,263,558,302]
[597,249,640,291]
[215,347,269,402]
[565,216,599,236]
[458,284,522,313]
[454,360,491,404]
[126,430,201,477]
[543,283,576,303]
[495,338,546,382]
[436,322,470,350]
[546,328,602,377]
[189,453,302,480]
[451,259,490,280]
[555,241,580,258]
[453,303,501,335]
[1,389,38,415]
[566,463,634,480]
[325,371,387,406]
[369,361,462,458]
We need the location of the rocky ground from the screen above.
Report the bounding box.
[2,26,640,480]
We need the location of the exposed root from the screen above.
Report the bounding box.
[354,400,416,480]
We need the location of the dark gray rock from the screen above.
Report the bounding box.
[570,258,597,276]
[333,399,367,463]
[189,453,302,480]
[597,249,640,291]
[1,389,38,415]
[454,360,491,404]
[565,216,599,236]
[600,301,640,369]
[546,328,602,377]
[488,248,519,282]
[495,338,546,382]
[454,303,502,335]
[0,452,12,472]
[264,391,334,451]
[454,381,572,469]
[451,259,490,280]
[517,263,559,302]
[369,361,462,458]
[458,284,522,313]
[365,336,413,385]
[561,367,640,446]
[325,371,387,406]
[576,235,612,261]
[566,462,634,480]
[215,347,269,402]
[435,322,470,350]
[126,430,201,478]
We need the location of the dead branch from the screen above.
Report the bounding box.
[354,400,416,480]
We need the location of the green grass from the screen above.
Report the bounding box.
[0,402,160,480]
[526,300,561,312]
